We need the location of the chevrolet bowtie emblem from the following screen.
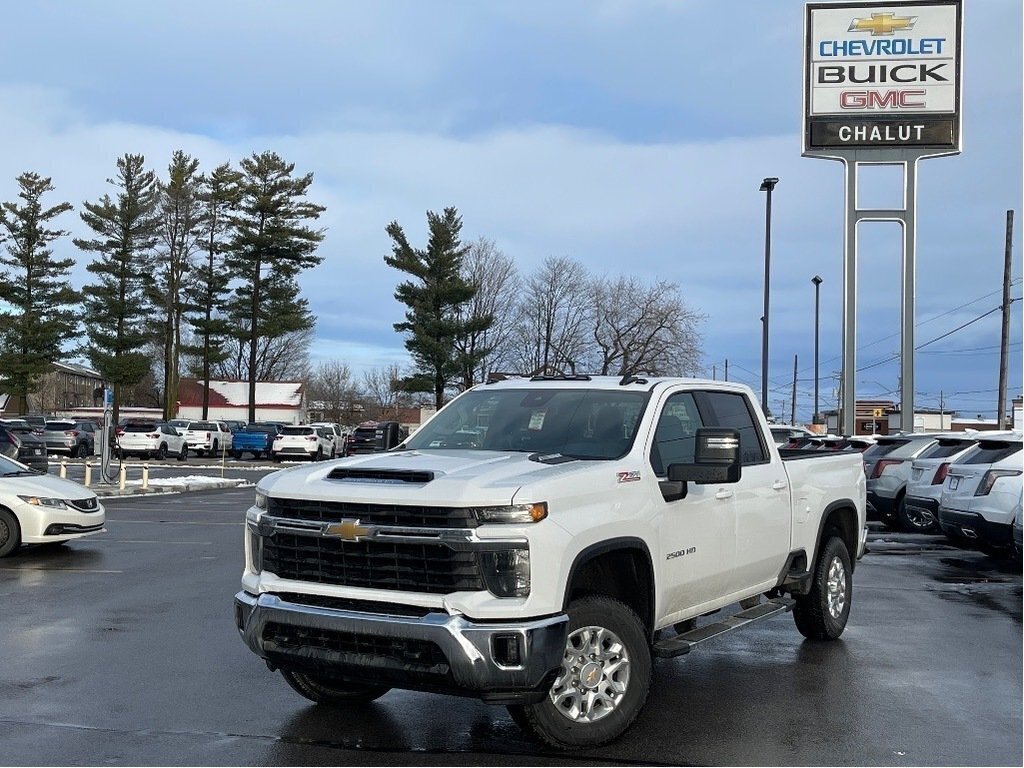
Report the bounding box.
[849,13,917,36]
[324,519,371,541]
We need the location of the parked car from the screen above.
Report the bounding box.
[167,419,190,436]
[938,432,1023,552]
[232,423,283,460]
[0,419,48,473]
[344,422,380,456]
[184,421,233,457]
[42,419,96,458]
[769,424,817,445]
[1013,509,1022,559]
[310,422,344,457]
[20,414,47,434]
[0,452,105,558]
[115,420,188,460]
[903,435,982,533]
[862,433,948,530]
[271,425,333,462]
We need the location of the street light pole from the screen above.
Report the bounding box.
[812,275,823,425]
[759,176,779,415]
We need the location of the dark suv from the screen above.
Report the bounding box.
[0,419,48,472]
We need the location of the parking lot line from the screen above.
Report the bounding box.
[0,567,123,574]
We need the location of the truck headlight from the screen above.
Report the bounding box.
[254,490,268,510]
[471,502,547,524]
[479,548,530,597]
[18,495,67,509]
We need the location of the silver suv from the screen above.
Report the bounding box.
[863,433,948,530]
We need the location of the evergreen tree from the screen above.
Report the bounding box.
[0,172,78,414]
[184,162,240,419]
[152,150,203,420]
[75,154,161,424]
[384,207,490,409]
[224,151,325,422]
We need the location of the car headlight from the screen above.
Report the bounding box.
[254,490,268,510]
[18,495,68,509]
[479,548,531,597]
[471,502,547,524]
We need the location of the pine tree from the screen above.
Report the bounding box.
[224,151,325,422]
[75,154,161,424]
[0,172,78,414]
[185,162,241,419]
[152,150,203,420]
[384,207,491,409]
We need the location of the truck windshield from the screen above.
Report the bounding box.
[403,388,649,459]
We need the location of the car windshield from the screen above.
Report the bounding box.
[403,388,650,460]
[0,453,34,475]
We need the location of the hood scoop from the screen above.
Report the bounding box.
[327,468,436,484]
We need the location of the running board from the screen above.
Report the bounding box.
[653,598,796,659]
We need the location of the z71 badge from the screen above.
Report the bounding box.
[617,470,641,483]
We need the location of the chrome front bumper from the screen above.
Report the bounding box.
[234,591,568,704]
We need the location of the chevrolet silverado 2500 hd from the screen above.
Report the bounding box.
[235,376,866,748]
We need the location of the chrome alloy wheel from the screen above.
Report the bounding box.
[826,556,847,619]
[550,625,631,723]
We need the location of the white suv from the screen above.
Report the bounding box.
[310,423,344,458]
[938,432,1023,551]
[903,435,981,533]
[116,421,189,461]
[271,425,333,462]
[863,433,948,530]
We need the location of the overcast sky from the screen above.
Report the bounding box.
[1,0,1020,422]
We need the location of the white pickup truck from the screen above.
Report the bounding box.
[235,376,866,748]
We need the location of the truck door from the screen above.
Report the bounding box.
[648,390,736,613]
[695,390,791,594]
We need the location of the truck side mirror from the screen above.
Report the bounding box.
[667,428,742,485]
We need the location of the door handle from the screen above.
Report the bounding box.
[715,489,734,500]
[772,480,787,491]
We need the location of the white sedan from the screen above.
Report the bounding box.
[0,453,105,557]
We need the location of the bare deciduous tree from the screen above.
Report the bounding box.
[307,360,360,424]
[211,326,312,382]
[361,363,407,421]
[587,277,704,376]
[513,256,590,376]
[453,237,521,390]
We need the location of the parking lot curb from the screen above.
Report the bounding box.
[92,478,252,497]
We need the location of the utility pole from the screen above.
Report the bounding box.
[998,210,1014,429]
[791,354,798,425]
[940,389,945,430]
[712,364,716,381]
[724,359,729,381]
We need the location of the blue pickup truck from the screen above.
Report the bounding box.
[231,423,283,460]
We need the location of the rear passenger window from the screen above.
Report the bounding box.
[697,391,768,465]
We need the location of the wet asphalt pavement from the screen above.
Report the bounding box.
[0,485,1020,766]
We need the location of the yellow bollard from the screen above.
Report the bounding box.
[84,462,92,487]
[119,463,126,491]
[142,464,149,489]
[60,461,67,479]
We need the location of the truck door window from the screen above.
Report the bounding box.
[697,391,769,466]
[649,392,704,476]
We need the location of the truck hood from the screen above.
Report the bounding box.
[258,449,593,506]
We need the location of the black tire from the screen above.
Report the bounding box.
[314,448,323,461]
[178,444,188,461]
[508,595,651,750]
[232,450,243,460]
[0,507,21,558]
[280,668,390,704]
[253,451,263,461]
[156,444,168,460]
[272,453,281,463]
[896,495,937,533]
[77,443,89,459]
[212,440,219,455]
[793,536,853,641]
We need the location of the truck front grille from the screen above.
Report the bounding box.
[267,498,477,529]
[262,533,485,593]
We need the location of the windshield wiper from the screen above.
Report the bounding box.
[2,470,37,477]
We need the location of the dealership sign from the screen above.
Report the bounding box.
[804,0,962,153]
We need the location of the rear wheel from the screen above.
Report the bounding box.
[793,536,852,641]
[177,444,188,461]
[896,495,937,533]
[156,444,168,460]
[280,669,390,704]
[508,595,651,749]
[76,443,89,459]
[232,450,243,460]
[314,448,323,461]
[0,508,22,558]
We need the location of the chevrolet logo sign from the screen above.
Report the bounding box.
[849,13,917,36]
[324,519,372,541]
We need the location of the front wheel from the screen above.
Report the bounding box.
[508,595,651,749]
[280,669,390,704]
[0,508,21,558]
[793,536,852,641]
